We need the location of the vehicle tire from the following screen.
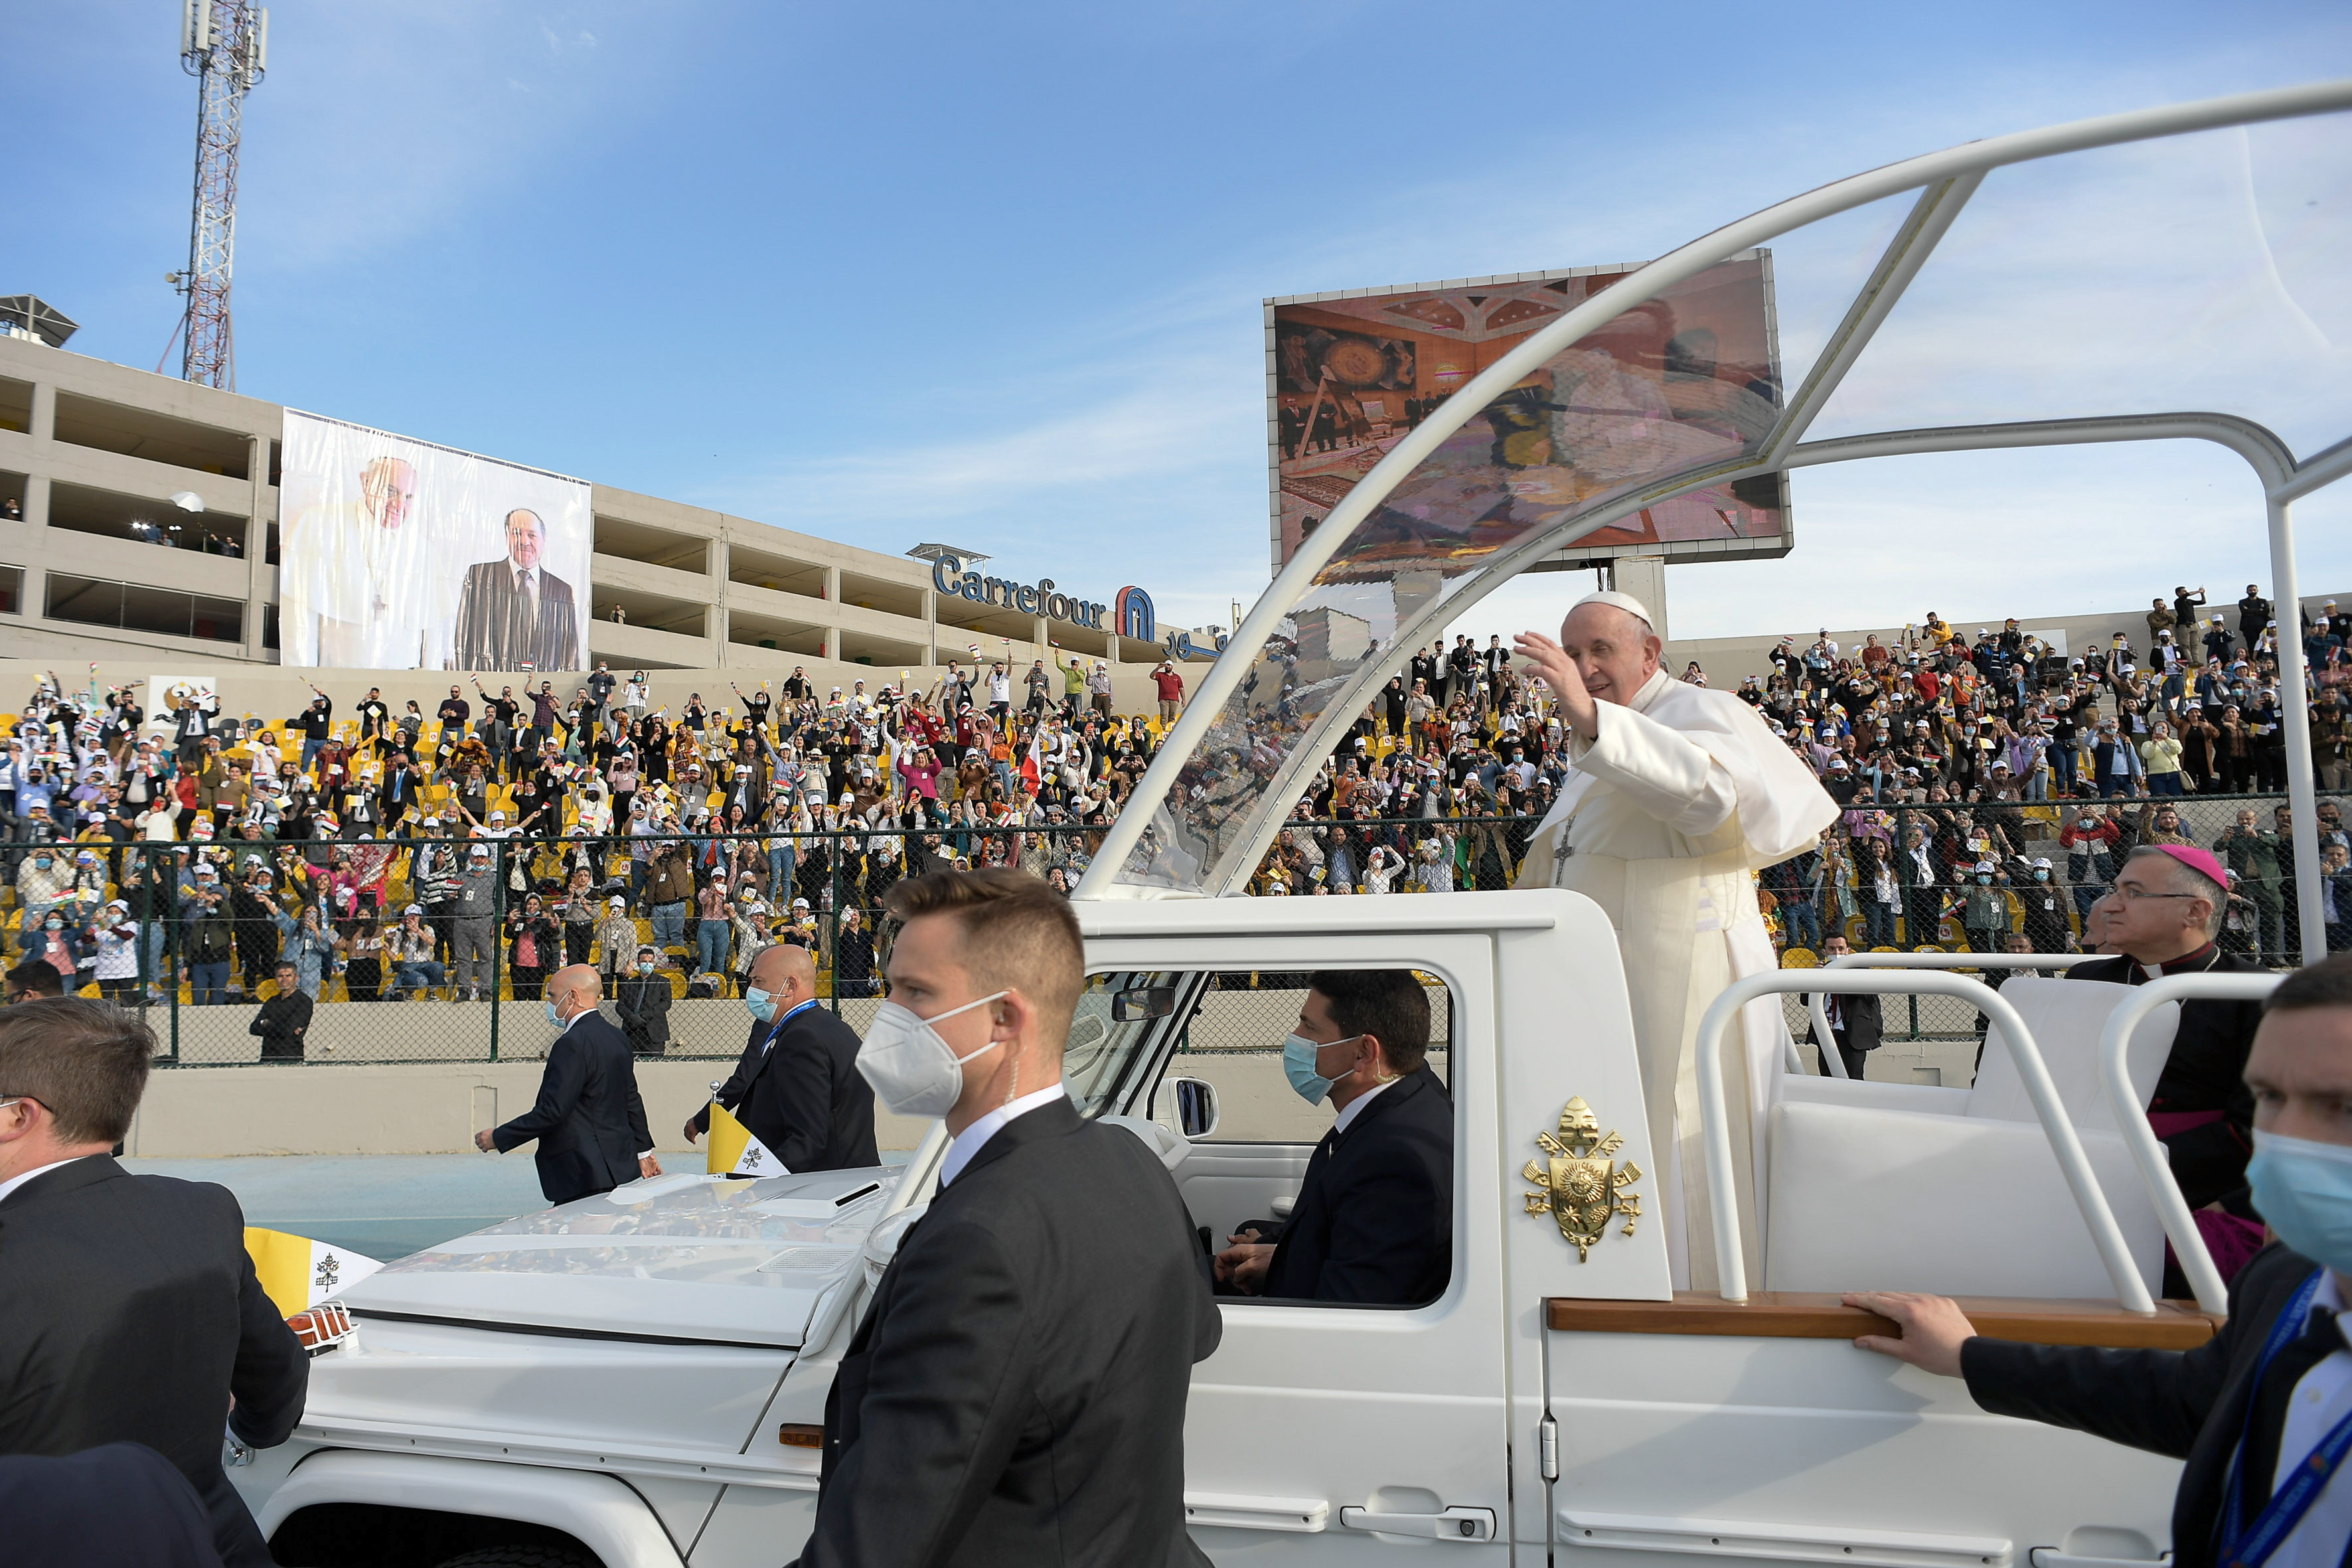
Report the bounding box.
[431,1548,598,1568]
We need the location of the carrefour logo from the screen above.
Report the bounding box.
[1113,586,1155,643]
[928,554,1107,630]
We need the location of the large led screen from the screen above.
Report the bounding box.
[279,410,593,672]
[1267,255,1790,574]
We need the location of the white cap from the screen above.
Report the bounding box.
[1569,589,1655,630]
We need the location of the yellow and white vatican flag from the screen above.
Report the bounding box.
[707,1101,786,1177]
[245,1227,383,1316]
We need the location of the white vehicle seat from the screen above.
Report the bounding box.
[1100,1114,1193,1172]
[1764,979,2181,1299]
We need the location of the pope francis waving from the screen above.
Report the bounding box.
[1514,591,1836,1291]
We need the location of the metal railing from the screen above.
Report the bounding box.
[2099,971,2281,1314]
[1800,952,2082,1077]
[1695,969,2152,1312]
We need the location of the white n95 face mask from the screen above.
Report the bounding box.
[855,991,1009,1119]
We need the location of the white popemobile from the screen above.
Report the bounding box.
[236,80,2352,1567]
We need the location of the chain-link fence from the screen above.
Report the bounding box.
[1774,790,2344,1046]
[7,789,2330,1067]
[1152,972,1456,1145]
[3,824,1501,1066]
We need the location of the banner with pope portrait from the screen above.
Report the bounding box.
[278,411,593,672]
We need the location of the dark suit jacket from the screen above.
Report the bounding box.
[0,1443,224,1568]
[248,990,311,1059]
[791,1097,1220,1568]
[493,1011,653,1204]
[690,1004,879,1172]
[451,560,580,673]
[1802,990,1884,1054]
[0,1158,307,1568]
[2067,947,2266,1207]
[1964,1243,2341,1568]
[1263,1065,1453,1305]
[615,973,672,1052]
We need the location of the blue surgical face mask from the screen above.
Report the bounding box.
[2248,1130,2352,1274]
[746,986,777,1023]
[1284,1032,1356,1105]
[544,998,562,1027]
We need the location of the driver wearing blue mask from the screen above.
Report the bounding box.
[684,943,876,1172]
[1214,969,1452,1304]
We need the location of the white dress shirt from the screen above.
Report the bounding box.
[2267,1271,2352,1568]
[1331,1076,1396,1138]
[939,1083,1067,1188]
[0,1152,95,1207]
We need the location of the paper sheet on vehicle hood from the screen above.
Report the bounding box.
[340,1167,898,1348]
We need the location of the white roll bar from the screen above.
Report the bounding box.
[2099,972,2280,1316]
[1697,971,2154,1313]
[1804,953,2079,1077]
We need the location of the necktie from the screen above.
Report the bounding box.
[509,569,534,666]
[2242,1307,2346,1512]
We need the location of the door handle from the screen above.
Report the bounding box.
[2029,1553,2171,1568]
[1341,1505,1496,1541]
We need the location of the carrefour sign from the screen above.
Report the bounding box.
[927,555,1225,660]
[929,554,1112,631]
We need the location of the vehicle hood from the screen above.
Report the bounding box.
[341,1166,902,1348]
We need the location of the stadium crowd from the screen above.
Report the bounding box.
[0,580,2347,1022]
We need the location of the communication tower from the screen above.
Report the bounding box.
[170,0,268,390]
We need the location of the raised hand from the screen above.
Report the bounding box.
[1512,631,1598,739]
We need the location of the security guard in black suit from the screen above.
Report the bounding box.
[477,964,659,1203]
[1215,969,1454,1305]
[789,870,1218,1568]
[1851,956,2352,1568]
[685,944,877,1171]
[0,1000,308,1568]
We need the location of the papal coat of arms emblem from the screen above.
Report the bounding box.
[1522,1097,1642,1261]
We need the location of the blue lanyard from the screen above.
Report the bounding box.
[763,997,819,1050]
[2222,1270,2352,1568]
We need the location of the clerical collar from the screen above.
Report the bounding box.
[2130,941,2218,983]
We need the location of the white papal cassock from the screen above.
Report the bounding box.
[1517,665,1837,1291]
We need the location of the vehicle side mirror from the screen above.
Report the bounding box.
[1164,1076,1218,1140]
[1111,985,1176,1022]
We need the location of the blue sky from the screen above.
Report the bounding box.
[16,1,2352,646]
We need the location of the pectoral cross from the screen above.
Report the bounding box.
[1553,826,1577,879]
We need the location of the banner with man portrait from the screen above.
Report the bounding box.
[278,411,593,672]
